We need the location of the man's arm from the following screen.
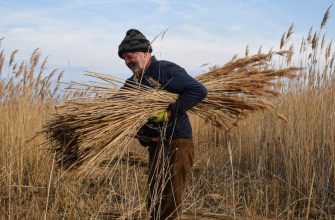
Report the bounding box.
[163,64,208,118]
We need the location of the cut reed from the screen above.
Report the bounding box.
[43,51,301,174]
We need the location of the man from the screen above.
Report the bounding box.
[118,29,207,219]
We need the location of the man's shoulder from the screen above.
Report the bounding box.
[151,56,183,70]
[159,59,182,69]
[147,56,188,84]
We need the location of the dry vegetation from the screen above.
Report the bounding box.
[1,9,335,220]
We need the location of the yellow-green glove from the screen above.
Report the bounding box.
[148,111,169,123]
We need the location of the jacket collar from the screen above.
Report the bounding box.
[144,55,158,76]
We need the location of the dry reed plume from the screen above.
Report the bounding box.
[43,52,301,174]
[0,48,65,103]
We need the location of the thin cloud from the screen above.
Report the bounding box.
[147,0,171,12]
[0,0,334,81]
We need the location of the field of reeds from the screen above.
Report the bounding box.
[0,10,334,220]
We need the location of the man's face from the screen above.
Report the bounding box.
[123,52,150,75]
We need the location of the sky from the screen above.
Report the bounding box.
[0,0,334,82]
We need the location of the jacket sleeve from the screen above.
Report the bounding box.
[163,63,208,118]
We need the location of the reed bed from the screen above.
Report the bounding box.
[0,6,334,219]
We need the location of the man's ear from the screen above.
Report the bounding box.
[144,52,151,59]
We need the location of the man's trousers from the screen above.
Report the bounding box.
[147,138,194,220]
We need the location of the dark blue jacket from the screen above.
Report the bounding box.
[125,56,207,141]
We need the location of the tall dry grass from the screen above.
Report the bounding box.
[0,8,335,219]
[187,8,335,219]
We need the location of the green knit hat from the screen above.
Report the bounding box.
[118,29,153,59]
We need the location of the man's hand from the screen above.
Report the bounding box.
[148,111,170,123]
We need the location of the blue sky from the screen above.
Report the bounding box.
[0,0,334,81]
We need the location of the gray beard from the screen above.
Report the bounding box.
[132,72,143,83]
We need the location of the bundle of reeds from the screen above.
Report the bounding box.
[43,52,301,174]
